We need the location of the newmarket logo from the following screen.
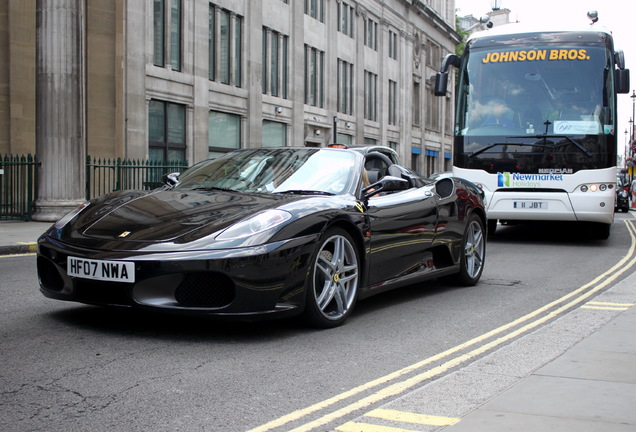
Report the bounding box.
[498,172,565,188]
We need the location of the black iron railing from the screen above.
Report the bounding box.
[0,155,189,220]
[0,154,39,221]
[85,157,189,199]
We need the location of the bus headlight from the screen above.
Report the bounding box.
[580,183,611,193]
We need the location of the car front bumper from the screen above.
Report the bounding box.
[37,233,319,320]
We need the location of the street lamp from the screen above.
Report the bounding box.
[630,118,634,180]
[631,90,636,142]
[332,116,339,144]
[626,129,629,165]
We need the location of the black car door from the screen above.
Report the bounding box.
[364,187,439,290]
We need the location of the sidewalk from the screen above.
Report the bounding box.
[2,221,636,431]
[442,300,636,431]
[0,220,52,255]
[335,269,636,432]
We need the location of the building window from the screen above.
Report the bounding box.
[149,100,186,161]
[364,17,378,50]
[411,151,420,172]
[263,28,288,98]
[364,71,378,121]
[209,4,243,87]
[364,137,377,146]
[336,133,353,146]
[426,42,441,69]
[304,0,324,22]
[338,2,354,37]
[305,45,324,108]
[445,96,453,134]
[388,141,399,152]
[170,0,181,70]
[426,155,434,177]
[262,121,287,147]
[153,0,181,71]
[425,150,438,177]
[426,88,441,131]
[208,111,241,158]
[444,154,452,171]
[388,80,397,126]
[413,81,421,127]
[338,59,354,115]
[388,30,398,60]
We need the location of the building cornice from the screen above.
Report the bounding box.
[404,0,461,44]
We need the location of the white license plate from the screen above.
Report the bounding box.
[68,256,135,283]
[514,201,548,209]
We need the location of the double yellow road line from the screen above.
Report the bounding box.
[249,220,636,432]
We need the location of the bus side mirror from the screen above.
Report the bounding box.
[434,72,448,96]
[434,54,461,97]
[615,69,630,94]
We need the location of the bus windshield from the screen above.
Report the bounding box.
[455,43,616,173]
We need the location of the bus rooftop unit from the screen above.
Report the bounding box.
[435,11,630,239]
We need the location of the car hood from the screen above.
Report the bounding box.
[71,189,295,243]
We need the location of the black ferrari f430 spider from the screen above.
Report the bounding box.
[37,146,486,327]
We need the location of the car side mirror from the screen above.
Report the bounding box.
[363,175,408,199]
[162,172,180,188]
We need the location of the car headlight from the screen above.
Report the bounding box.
[216,209,292,240]
[54,202,90,229]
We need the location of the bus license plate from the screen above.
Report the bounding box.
[68,256,135,283]
[514,201,548,210]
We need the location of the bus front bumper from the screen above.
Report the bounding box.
[486,190,614,224]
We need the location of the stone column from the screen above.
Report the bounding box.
[34,0,86,221]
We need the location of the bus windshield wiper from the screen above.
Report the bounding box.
[517,134,594,158]
[469,141,537,158]
[469,136,593,159]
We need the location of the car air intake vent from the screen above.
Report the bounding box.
[435,178,454,199]
[37,256,65,292]
[175,273,235,308]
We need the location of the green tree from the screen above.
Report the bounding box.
[455,13,470,57]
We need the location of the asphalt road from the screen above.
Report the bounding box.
[1,213,634,432]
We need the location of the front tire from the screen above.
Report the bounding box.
[303,228,360,328]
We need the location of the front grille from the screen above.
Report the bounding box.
[175,273,235,308]
[75,280,132,306]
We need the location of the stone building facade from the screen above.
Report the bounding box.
[0,0,459,220]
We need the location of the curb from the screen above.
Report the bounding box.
[0,242,37,256]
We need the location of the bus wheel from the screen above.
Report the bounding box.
[589,222,611,240]
[488,219,497,235]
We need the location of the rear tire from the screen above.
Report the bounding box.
[448,213,485,286]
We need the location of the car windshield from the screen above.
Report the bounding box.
[174,148,359,195]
